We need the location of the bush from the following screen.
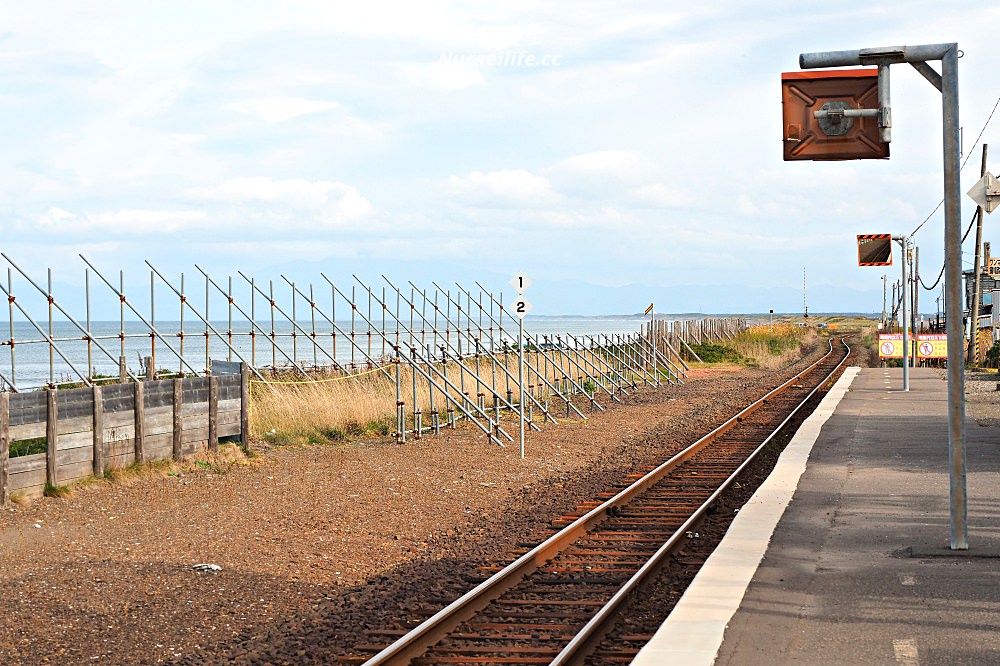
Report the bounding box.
[688,343,746,364]
[986,343,1000,368]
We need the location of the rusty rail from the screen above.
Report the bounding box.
[362,338,850,664]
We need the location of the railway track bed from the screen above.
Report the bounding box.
[172,342,846,665]
[360,339,849,665]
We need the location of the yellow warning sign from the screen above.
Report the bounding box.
[916,334,947,359]
[878,334,947,359]
[878,334,905,359]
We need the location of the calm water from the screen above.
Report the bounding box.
[0,317,682,390]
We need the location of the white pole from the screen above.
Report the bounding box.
[518,316,525,458]
[650,308,658,386]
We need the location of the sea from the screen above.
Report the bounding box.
[0,316,705,391]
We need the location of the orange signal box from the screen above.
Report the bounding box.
[857,233,892,266]
[781,69,888,161]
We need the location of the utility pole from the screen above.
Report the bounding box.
[914,246,920,336]
[893,235,910,390]
[882,274,888,326]
[969,144,989,365]
[803,267,808,319]
[892,281,898,330]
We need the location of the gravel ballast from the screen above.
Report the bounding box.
[0,349,832,664]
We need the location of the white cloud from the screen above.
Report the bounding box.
[629,183,690,208]
[448,169,558,208]
[550,150,653,180]
[36,208,209,234]
[227,97,342,123]
[401,60,485,91]
[187,177,374,222]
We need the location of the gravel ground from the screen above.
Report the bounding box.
[0,346,825,665]
[965,369,1000,426]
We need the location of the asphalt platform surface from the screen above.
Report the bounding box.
[634,367,1000,666]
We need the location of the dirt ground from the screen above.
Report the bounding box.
[0,350,826,665]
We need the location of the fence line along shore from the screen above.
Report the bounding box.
[0,254,747,501]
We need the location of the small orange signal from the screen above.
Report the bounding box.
[857,234,892,266]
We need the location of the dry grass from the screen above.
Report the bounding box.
[732,324,816,370]
[250,349,638,447]
[686,324,815,371]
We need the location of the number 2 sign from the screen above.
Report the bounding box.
[509,296,532,319]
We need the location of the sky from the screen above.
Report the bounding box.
[2,1,999,317]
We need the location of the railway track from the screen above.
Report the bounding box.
[359,338,850,666]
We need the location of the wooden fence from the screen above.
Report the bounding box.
[645,317,748,364]
[0,367,248,502]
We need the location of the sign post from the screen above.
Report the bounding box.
[858,233,906,389]
[894,235,910,392]
[645,303,658,386]
[509,273,532,459]
[967,146,995,365]
[797,42,966,549]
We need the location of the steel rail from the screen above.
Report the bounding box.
[363,338,848,665]
[551,336,850,664]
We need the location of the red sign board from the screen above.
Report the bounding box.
[781,69,889,161]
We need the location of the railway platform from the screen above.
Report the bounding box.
[634,366,1000,665]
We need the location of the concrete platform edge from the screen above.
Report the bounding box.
[631,366,861,666]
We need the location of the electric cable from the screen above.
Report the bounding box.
[909,94,1000,238]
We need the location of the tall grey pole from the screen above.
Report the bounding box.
[895,235,909,391]
[913,246,919,338]
[882,274,887,326]
[799,44,966,548]
[969,144,989,365]
[940,45,967,550]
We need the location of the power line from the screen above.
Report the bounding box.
[918,209,977,291]
[910,94,1000,238]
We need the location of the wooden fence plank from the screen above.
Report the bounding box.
[9,453,46,474]
[55,430,94,451]
[1,393,9,506]
[134,381,145,464]
[8,392,46,426]
[55,445,93,467]
[218,398,241,414]
[55,415,98,437]
[5,372,246,487]
[46,389,57,487]
[143,380,174,409]
[103,410,134,429]
[144,434,173,459]
[9,422,46,442]
[172,379,183,461]
[93,385,104,477]
[144,411,175,436]
[9,466,45,495]
[56,387,95,421]
[180,401,211,418]
[218,421,240,438]
[101,383,135,413]
[58,460,96,485]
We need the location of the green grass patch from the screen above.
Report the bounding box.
[43,482,72,498]
[688,343,747,364]
[10,437,46,458]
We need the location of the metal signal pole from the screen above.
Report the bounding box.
[969,144,989,365]
[894,235,910,391]
[800,42,966,550]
